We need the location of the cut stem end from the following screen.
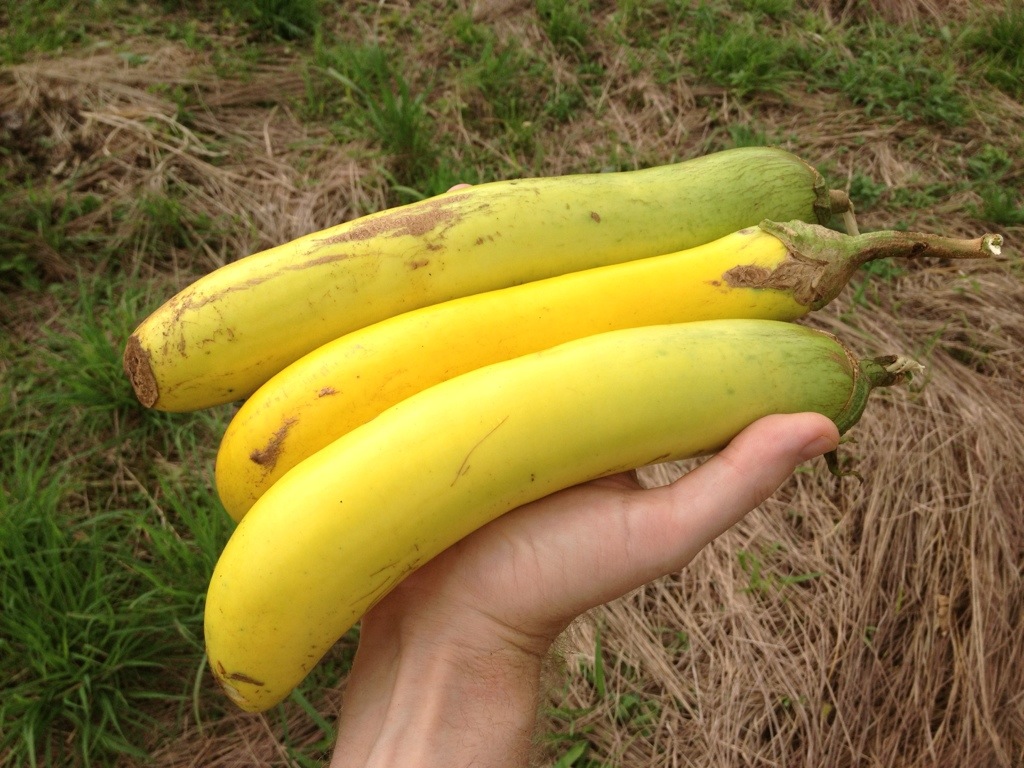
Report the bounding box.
[123,335,159,408]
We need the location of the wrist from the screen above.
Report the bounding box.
[331,619,546,768]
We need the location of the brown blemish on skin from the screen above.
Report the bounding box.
[352,557,419,611]
[225,671,265,686]
[590,211,601,223]
[318,386,337,397]
[408,259,430,270]
[123,335,159,407]
[452,415,510,485]
[313,193,473,248]
[147,194,495,359]
[722,253,825,307]
[154,285,259,359]
[249,417,298,471]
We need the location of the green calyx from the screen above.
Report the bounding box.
[808,166,854,226]
[825,355,924,478]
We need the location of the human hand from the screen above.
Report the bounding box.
[329,411,839,768]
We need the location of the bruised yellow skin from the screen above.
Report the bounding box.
[123,147,841,411]
[204,319,901,713]
[214,225,806,522]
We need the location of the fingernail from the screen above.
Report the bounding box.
[798,433,839,462]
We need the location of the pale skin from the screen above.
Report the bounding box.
[327,411,841,768]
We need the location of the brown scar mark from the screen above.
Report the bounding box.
[408,259,430,270]
[722,253,825,307]
[369,559,401,578]
[225,671,265,686]
[312,193,474,249]
[352,576,393,609]
[149,195,480,358]
[590,211,601,223]
[318,386,337,397]
[452,415,510,485]
[123,335,158,407]
[591,452,673,482]
[645,452,673,465]
[352,557,421,611]
[167,276,272,331]
[249,417,298,471]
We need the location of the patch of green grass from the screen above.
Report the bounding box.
[0,443,145,767]
[0,0,99,63]
[442,12,600,176]
[232,0,320,40]
[737,543,822,597]
[738,0,795,19]
[964,143,1024,226]
[537,0,592,58]
[451,21,550,127]
[36,279,153,417]
[0,178,105,290]
[961,2,1024,99]
[0,272,237,766]
[156,0,320,40]
[0,169,224,291]
[446,18,567,170]
[974,186,1024,227]
[0,430,230,767]
[830,23,968,126]
[724,122,789,149]
[542,627,662,765]
[967,143,1014,181]
[688,4,798,97]
[118,191,225,269]
[890,183,954,209]
[849,256,907,308]
[605,0,661,48]
[543,703,602,768]
[846,172,888,210]
[308,37,437,190]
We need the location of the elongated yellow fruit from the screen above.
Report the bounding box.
[204,319,917,712]
[214,222,999,522]
[124,147,851,411]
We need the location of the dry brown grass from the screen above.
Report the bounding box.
[3,2,1021,766]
